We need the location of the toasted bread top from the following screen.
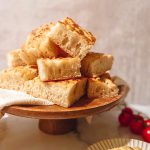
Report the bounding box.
[7,49,26,67]
[83,52,113,61]
[24,23,54,47]
[89,76,117,88]
[22,23,57,55]
[58,17,96,45]
[0,66,38,80]
[31,76,86,86]
[38,57,80,63]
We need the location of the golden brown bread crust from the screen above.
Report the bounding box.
[7,49,26,67]
[60,17,96,44]
[30,23,55,39]
[37,57,81,81]
[87,74,119,99]
[81,52,113,77]
[24,77,87,107]
[0,66,38,80]
[49,17,96,59]
[0,66,38,90]
[20,23,60,65]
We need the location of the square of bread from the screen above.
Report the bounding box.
[7,49,26,67]
[0,66,38,91]
[20,23,61,65]
[37,57,81,81]
[49,17,96,59]
[87,74,119,99]
[81,52,113,77]
[24,77,87,107]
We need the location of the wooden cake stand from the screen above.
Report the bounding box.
[2,85,127,135]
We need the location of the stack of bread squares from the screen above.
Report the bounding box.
[0,17,119,107]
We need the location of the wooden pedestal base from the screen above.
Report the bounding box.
[39,119,77,135]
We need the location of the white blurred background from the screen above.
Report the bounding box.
[0,0,149,105]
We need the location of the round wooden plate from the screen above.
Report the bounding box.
[2,85,128,134]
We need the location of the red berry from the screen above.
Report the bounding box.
[142,127,150,143]
[130,115,144,134]
[134,114,144,121]
[122,107,133,115]
[118,112,133,126]
[144,119,150,128]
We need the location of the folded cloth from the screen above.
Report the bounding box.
[0,88,54,118]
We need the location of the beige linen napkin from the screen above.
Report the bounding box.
[0,88,54,117]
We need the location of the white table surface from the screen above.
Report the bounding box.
[0,104,149,150]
